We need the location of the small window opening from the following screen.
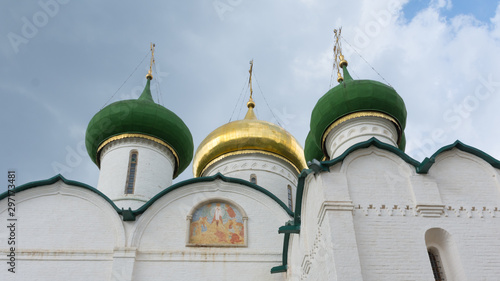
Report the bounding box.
[250,174,257,184]
[287,185,293,211]
[428,248,445,281]
[125,150,138,194]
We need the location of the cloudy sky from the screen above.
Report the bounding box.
[1,0,500,192]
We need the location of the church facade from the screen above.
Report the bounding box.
[1,53,500,280]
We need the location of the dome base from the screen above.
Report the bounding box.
[324,113,399,159]
[202,152,299,208]
[97,136,176,209]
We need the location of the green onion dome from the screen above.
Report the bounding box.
[85,79,193,178]
[306,65,407,162]
[304,130,323,163]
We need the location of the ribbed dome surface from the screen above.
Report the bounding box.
[193,101,307,177]
[306,66,407,162]
[85,79,193,177]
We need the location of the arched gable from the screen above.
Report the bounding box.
[0,175,126,250]
[341,146,415,206]
[186,198,248,247]
[130,178,292,250]
[429,149,500,205]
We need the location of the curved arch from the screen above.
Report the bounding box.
[186,197,248,247]
[340,147,414,206]
[319,137,420,170]
[425,228,466,281]
[308,137,500,175]
[186,197,248,218]
[133,173,293,217]
[0,174,121,212]
[130,179,293,249]
[340,144,415,177]
[431,148,500,179]
[0,178,126,249]
[418,140,500,173]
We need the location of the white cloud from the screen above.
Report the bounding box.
[2,0,500,191]
[491,3,500,38]
[431,0,453,10]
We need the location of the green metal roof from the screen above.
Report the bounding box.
[0,174,122,212]
[307,66,407,161]
[0,173,293,222]
[304,130,324,163]
[85,79,194,177]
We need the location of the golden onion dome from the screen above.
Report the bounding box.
[193,97,307,177]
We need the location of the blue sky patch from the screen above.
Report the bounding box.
[403,0,499,23]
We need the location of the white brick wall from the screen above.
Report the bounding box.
[202,153,299,209]
[0,179,290,281]
[2,145,500,280]
[98,137,176,210]
[291,146,500,280]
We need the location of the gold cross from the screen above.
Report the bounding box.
[146,43,155,80]
[248,59,254,99]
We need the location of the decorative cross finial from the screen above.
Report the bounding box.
[247,59,255,108]
[146,43,155,80]
[333,28,348,83]
[248,59,254,99]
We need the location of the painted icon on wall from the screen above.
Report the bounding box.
[189,202,245,246]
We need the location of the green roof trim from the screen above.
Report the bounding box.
[278,224,300,234]
[0,173,293,221]
[85,79,194,178]
[316,137,500,174]
[301,138,500,224]
[304,130,324,163]
[121,208,136,221]
[0,174,122,213]
[320,137,419,170]
[270,233,290,274]
[270,265,287,274]
[133,172,294,217]
[418,139,500,173]
[271,169,313,274]
[399,132,406,151]
[292,169,313,225]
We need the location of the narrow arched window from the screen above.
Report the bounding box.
[425,228,463,280]
[250,174,257,184]
[287,185,293,211]
[125,150,138,194]
[428,248,445,281]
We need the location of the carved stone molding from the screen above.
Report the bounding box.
[351,204,500,218]
[317,201,354,226]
